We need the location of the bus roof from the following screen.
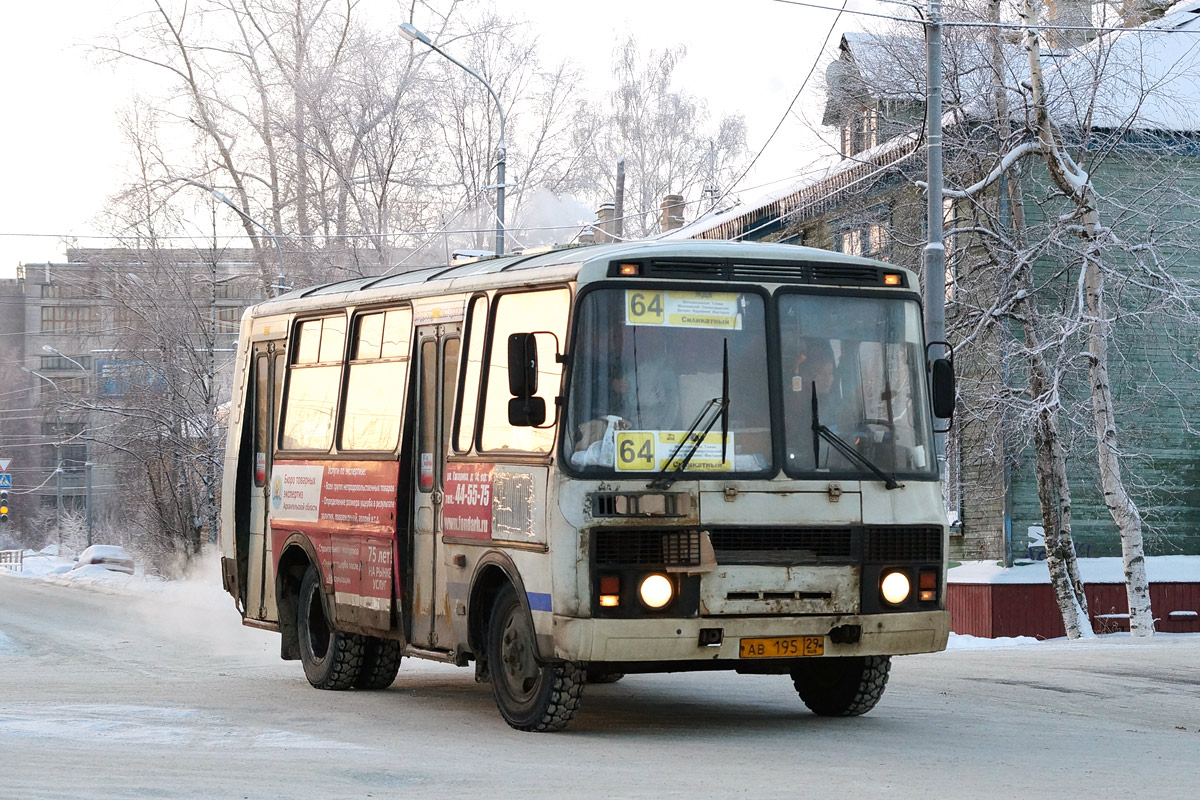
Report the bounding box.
[255,240,912,316]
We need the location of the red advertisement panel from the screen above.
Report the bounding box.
[269,460,400,602]
[443,462,494,540]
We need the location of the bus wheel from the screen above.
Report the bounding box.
[790,655,891,716]
[297,564,365,690]
[356,637,403,690]
[585,668,625,684]
[487,584,583,732]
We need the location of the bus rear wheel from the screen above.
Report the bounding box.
[297,564,365,690]
[356,637,403,690]
[487,584,583,732]
[790,655,891,716]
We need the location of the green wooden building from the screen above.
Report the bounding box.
[667,3,1200,563]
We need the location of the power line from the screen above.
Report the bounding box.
[770,0,1200,35]
[707,1,849,216]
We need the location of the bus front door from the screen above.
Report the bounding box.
[247,341,285,622]
[410,324,460,649]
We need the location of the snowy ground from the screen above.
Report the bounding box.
[2,550,1198,798]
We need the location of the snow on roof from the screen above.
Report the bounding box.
[842,8,1200,131]
[676,10,1200,242]
[1043,3,1200,130]
[663,129,921,241]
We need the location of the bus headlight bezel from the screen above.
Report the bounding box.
[880,570,912,606]
[638,573,674,610]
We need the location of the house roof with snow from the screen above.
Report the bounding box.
[670,1,1200,242]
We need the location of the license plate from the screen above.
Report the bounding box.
[738,635,824,659]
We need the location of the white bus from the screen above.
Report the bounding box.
[219,240,955,731]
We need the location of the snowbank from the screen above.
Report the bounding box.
[950,555,1200,584]
[0,545,162,594]
[947,632,1039,649]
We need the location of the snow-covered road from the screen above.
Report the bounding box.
[1,567,1197,799]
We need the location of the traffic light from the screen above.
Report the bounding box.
[0,489,8,524]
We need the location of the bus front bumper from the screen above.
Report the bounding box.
[549,610,949,664]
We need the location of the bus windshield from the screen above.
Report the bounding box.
[778,292,936,479]
[565,287,772,475]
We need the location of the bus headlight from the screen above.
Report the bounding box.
[880,571,911,605]
[638,574,674,609]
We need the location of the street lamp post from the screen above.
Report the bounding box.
[399,22,508,256]
[20,366,67,534]
[167,177,289,296]
[38,347,94,545]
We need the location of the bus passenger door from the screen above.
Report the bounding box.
[247,342,284,621]
[410,324,460,649]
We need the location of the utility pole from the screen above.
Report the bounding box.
[86,462,94,547]
[614,158,626,241]
[924,0,948,477]
[55,448,63,542]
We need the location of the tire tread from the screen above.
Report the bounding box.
[791,655,891,717]
[356,637,403,690]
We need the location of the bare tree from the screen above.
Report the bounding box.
[577,37,748,238]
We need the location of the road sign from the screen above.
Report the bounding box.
[0,474,11,488]
[0,458,10,471]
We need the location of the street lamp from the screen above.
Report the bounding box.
[42,345,88,372]
[167,177,289,296]
[399,22,509,256]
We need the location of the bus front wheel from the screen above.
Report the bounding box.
[790,655,891,716]
[486,584,583,732]
[297,564,365,690]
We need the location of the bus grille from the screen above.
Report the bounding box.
[709,527,853,565]
[593,526,942,567]
[594,530,702,567]
[633,258,903,287]
[864,526,943,562]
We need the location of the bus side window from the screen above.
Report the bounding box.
[340,307,412,451]
[280,315,346,451]
[454,295,487,453]
[480,288,569,453]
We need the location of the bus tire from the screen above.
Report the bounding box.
[356,637,403,690]
[585,668,625,684]
[297,564,365,690]
[357,638,405,690]
[487,584,583,732]
[790,655,891,717]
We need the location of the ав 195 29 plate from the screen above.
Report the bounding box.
[738,635,824,658]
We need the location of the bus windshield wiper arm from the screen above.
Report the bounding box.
[648,341,730,490]
[812,389,902,490]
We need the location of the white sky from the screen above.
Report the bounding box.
[0,0,888,278]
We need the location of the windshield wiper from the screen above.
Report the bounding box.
[648,340,730,490]
[812,388,903,490]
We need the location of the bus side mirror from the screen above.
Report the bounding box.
[931,357,955,419]
[507,333,539,396]
[507,333,546,426]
